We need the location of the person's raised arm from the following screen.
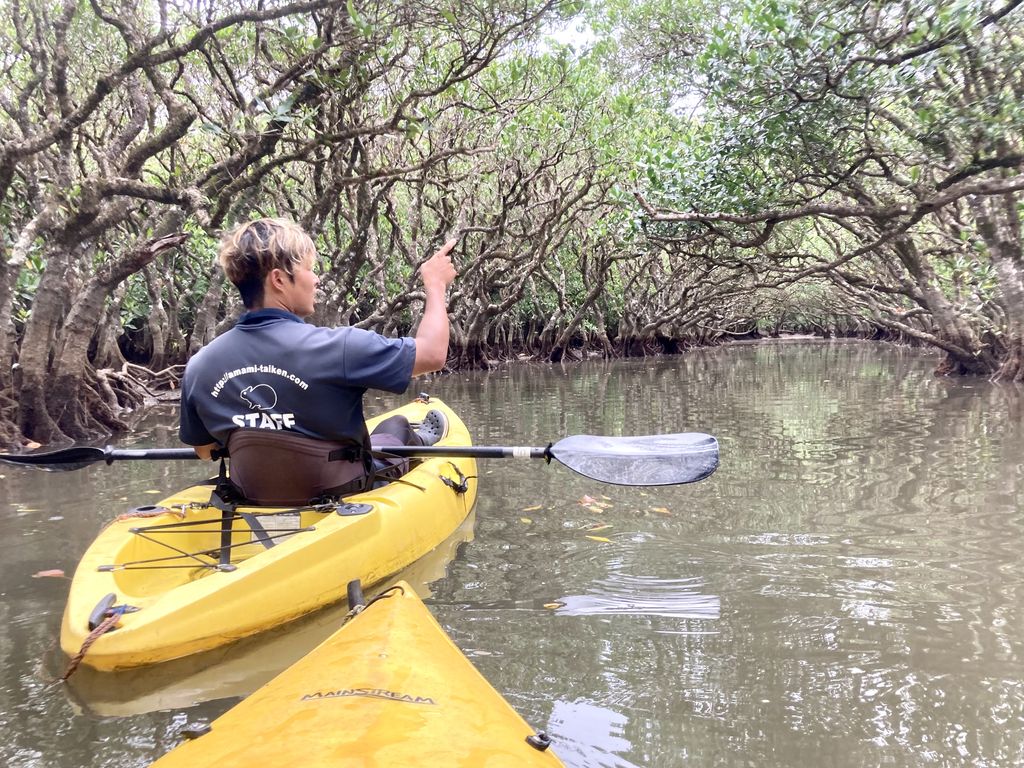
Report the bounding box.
[413,238,458,376]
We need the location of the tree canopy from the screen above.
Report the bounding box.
[1,0,1021,446]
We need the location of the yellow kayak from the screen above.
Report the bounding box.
[60,398,476,671]
[151,581,564,768]
[64,512,477,716]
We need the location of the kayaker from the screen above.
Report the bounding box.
[178,217,457,504]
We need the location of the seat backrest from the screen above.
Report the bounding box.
[226,429,367,506]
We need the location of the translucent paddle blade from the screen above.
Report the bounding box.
[549,432,719,486]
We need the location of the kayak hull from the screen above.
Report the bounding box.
[150,581,563,767]
[60,399,476,671]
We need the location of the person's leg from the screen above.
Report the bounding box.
[365,410,448,488]
[368,416,415,487]
[370,415,419,446]
[369,410,448,447]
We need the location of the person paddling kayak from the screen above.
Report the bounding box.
[179,218,457,504]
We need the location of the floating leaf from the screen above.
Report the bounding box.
[520,517,533,524]
[543,602,565,610]
[578,494,599,505]
[585,535,613,543]
[651,506,671,515]
[144,490,162,494]
[522,504,542,512]
[584,505,604,514]
[32,569,65,579]
[586,523,613,533]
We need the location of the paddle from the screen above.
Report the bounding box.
[0,432,718,486]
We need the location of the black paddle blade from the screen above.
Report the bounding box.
[0,446,108,471]
[0,446,200,470]
[549,432,719,486]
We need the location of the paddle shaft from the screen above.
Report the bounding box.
[108,449,206,462]
[382,445,549,460]
[0,444,552,466]
[113,446,551,461]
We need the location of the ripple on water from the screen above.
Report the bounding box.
[553,571,720,622]
[546,698,646,768]
[547,531,721,624]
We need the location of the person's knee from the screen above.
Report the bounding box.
[370,415,412,439]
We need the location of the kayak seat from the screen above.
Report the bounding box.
[226,429,369,507]
[225,425,415,506]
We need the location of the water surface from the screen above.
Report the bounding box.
[1,341,1022,767]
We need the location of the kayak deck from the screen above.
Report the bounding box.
[151,581,564,767]
[94,495,373,595]
[60,399,477,670]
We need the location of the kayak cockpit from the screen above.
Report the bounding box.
[103,501,369,597]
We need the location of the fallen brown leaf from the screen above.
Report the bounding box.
[32,569,66,579]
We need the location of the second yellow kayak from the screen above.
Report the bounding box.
[151,581,565,767]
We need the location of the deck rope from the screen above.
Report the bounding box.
[61,612,121,681]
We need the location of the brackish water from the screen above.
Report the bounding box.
[1,340,1022,767]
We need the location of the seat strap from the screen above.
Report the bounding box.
[210,458,238,566]
[238,512,276,548]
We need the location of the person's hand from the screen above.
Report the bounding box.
[420,238,457,292]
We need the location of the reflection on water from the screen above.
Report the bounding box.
[554,572,720,621]
[548,699,644,768]
[2,341,1024,767]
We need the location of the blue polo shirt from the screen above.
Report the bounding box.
[180,309,416,446]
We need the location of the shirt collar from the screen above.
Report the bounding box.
[236,308,305,327]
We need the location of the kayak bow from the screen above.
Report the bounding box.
[150,581,564,767]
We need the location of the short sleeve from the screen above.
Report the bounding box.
[179,368,217,446]
[341,329,416,393]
